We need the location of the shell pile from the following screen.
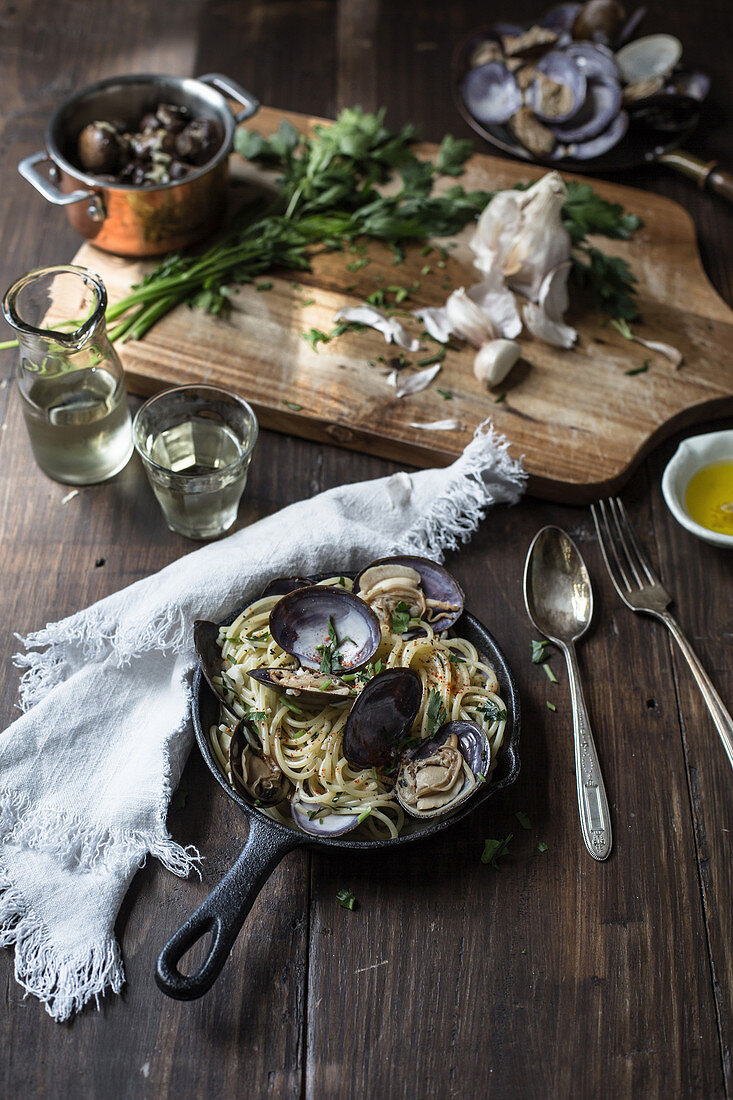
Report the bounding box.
[460,1,709,160]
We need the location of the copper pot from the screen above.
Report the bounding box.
[18,73,259,257]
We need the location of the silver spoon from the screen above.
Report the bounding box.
[523,526,612,861]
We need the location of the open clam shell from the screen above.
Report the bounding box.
[395,720,491,820]
[228,720,293,807]
[260,576,312,599]
[531,52,587,124]
[342,668,423,769]
[269,585,380,672]
[291,799,360,837]
[194,619,229,708]
[557,108,628,157]
[354,555,465,634]
[551,76,622,142]
[564,41,619,81]
[460,61,523,125]
[615,33,682,85]
[248,666,357,706]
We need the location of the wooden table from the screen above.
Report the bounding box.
[1,2,730,1096]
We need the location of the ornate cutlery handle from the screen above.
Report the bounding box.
[659,611,733,772]
[562,640,613,861]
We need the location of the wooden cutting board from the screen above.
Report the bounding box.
[72,106,733,503]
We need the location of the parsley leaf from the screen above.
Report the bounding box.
[391,600,412,634]
[531,639,551,664]
[543,663,559,684]
[436,134,474,176]
[515,811,532,830]
[427,689,447,736]
[481,834,513,869]
[479,699,507,724]
[337,888,357,910]
[537,841,549,853]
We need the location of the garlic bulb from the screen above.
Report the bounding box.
[470,171,572,302]
[473,340,522,387]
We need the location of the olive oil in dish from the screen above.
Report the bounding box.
[685,461,733,535]
[19,367,132,484]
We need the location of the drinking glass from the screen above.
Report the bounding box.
[133,384,258,539]
[2,265,133,484]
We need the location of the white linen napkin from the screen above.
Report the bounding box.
[0,423,524,1020]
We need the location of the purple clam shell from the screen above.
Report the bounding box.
[269,585,380,672]
[551,76,622,141]
[669,70,710,103]
[564,41,620,81]
[260,576,312,598]
[248,666,355,707]
[343,668,423,769]
[541,3,582,34]
[194,619,228,705]
[557,108,628,158]
[531,51,587,123]
[354,554,465,633]
[461,61,523,125]
[409,720,491,778]
[492,22,525,37]
[291,800,360,837]
[617,5,647,46]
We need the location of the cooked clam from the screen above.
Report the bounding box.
[530,52,587,122]
[269,584,380,672]
[228,720,293,806]
[342,668,423,769]
[248,666,358,706]
[355,555,465,633]
[395,721,491,820]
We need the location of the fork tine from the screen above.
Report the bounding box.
[607,497,645,589]
[611,497,662,587]
[591,499,633,595]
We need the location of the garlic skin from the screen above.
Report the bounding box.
[473,339,522,387]
[467,269,523,339]
[445,288,496,348]
[470,171,572,302]
[332,305,420,351]
[523,302,577,348]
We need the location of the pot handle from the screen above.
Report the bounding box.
[197,73,260,123]
[155,814,301,1001]
[18,151,105,221]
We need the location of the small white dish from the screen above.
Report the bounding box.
[662,429,733,549]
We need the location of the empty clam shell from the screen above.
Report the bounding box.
[461,61,523,125]
[260,576,312,598]
[342,668,423,769]
[269,585,381,672]
[558,108,628,157]
[541,3,582,34]
[564,41,620,81]
[291,799,360,837]
[615,33,682,85]
[531,52,587,123]
[194,619,229,708]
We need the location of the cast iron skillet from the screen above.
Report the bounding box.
[155,586,521,1000]
[452,28,733,202]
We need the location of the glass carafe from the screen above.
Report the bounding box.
[2,265,133,484]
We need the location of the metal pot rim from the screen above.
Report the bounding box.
[44,72,238,193]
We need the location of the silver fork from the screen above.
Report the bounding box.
[591,497,733,772]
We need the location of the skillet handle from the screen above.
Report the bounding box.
[657,150,733,205]
[155,815,301,1000]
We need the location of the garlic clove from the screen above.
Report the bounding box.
[473,339,522,387]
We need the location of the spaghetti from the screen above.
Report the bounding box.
[209,575,507,840]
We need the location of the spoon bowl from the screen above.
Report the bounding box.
[524,526,593,644]
[523,525,612,861]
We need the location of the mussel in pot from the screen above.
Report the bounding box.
[395,721,491,820]
[355,555,465,634]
